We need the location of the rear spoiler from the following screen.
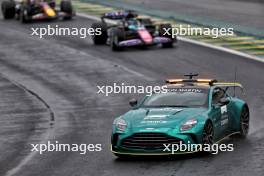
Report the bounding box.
[214,82,245,96]
[102,11,138,20]
[213,82,243,88]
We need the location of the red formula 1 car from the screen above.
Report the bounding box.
[1,0,74,23]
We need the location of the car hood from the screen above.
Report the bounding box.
[123,107,207,129]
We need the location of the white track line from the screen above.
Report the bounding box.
[178,37,264,63]
[77,12,264,63]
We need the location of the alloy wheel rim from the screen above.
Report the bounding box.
[203,123,214,145]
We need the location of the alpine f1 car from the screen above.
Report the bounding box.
[111,74,249,157]
[1,0,74,23]
[91,11,177,51]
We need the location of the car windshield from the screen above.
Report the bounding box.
[142,87,209,108]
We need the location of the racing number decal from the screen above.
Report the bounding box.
[220,105,229,126]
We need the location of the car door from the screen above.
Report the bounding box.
[210,87,230,140]
[221,86,240,132]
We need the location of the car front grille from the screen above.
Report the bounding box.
[120,133,182,150]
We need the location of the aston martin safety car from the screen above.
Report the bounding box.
[111,74,249,157]
[91,11,176,51]
[1,0,74,23]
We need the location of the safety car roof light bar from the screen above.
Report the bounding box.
[166,74,218,86]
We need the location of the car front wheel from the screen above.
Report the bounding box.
[202,121,214,145]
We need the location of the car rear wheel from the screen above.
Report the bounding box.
[1,0,15,19]
[60,0,73,20]
[91,22,108,45]
[159,23,174,48]
[239,106,249,138]
[20,6,30,23]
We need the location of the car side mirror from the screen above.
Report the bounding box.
[219,97,230,106]
[129,99,138,107]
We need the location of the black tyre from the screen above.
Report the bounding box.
[91,22,108,45]
[15,8,20,20]
[202,121,214,144]
[20,5,30,23]
[239,106,250,138]
[1,0,15,19]
[110,28,123,51]
[201,121,215,154]
[60,0,73,20]
[159,23,174,48]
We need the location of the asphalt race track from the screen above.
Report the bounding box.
[0,4,264,176]
[123,0,264,30]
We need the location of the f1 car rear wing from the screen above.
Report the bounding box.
[101,10,138,21]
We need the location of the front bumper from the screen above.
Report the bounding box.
[111,145,198,156]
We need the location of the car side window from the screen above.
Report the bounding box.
[212,87,225,105]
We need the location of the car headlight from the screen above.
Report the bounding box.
[114,118,127,132]
[180,119,197,131]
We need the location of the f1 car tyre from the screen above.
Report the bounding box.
[111,28,123,51]
[20,5,30,23]
[239,106,249,138]
[1,0,15,19]
[91,22,108,45]
[60,0,73,20]
[159,23,174,48]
